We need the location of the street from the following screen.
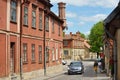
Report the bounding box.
[45,61,110,80]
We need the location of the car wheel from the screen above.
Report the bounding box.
[79,73,82,75]
[68,72,71,75]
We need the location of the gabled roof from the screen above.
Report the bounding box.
[49,11,64,23]
[84,41,90,49]
[63,33,84,41]
[63,34,72,40]
[37,0,53,8]
[104,2,120,26]
[104,2,120,37]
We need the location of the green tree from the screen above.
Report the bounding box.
[88,21,104,53]
[80,33,85,38]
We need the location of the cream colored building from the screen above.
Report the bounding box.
[63,32,90,60]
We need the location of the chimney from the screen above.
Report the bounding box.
[76,31,80,34]
[70,32,72,35]
[58,2,67,29]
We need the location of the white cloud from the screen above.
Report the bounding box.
[79,14,107,22]
[78,22,85,26]
[67,21,74,27]
[66,12,77,18]
[51,0,119,8]
[65,30,70,34]
[84,31,90,35]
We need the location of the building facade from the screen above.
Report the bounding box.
[63,32,90,60]
[0,0,66,80]
[104,1,120,80]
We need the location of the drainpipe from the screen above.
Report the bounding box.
[20,0,23,79]
[104,27,117,80]
[20,0,27,79]
[43,9,46,76]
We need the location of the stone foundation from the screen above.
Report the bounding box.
[0,64,62,80]
[23,64,62,80]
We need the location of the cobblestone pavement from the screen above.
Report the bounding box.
[30,60,111,80]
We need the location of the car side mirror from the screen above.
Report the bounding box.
[68,65,70,67]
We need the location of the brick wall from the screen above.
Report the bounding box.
[116,29,120,80]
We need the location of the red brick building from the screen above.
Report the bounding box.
[0,0,66,80]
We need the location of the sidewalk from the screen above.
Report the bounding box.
[29,70,111,80]
[92,73,111,80]
[29,70,65,80]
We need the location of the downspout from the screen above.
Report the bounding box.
[20,0,24,79]
[43,9,46,76]
[104,27,117,80]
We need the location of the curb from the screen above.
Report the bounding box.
[43,71,65,80]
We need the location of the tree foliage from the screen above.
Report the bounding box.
[88,21,104,53]
[80,33,85,38]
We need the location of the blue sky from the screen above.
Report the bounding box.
[50,0,119,35]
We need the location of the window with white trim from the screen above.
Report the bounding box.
[45,16,49,31]
[39,11,42,30]
[58,22,60,36]
[52,19,54,33]
[52,47,55,61]
[10,0,17,22]
[24,6,28,25]
[23,43,28,62]
[31,44,35,62]
[38,45,42,63]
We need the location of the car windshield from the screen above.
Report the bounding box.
[70,62,82,67]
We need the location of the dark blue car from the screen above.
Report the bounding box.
[68,61,84,75]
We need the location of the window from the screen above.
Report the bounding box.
[63,41,68,46]
[56,48,58,60]
[23,43,27,63]
[32,10,36,28]
[32,4,37,28]
[52,47,55,61]
[58,23,60,36]
[38,45,42,63]
[52,19,54,33]
[64,50,68,56]
[46,46,49,62]
[24,6,28,25]
[45,16,49,31]
[10,0,17,22]
[31,44,35,62]
[39,12,43,30]
[60,48,62,58]
[55,43,58,60]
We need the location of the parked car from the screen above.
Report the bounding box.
[62,60,67,65]
[67,61,84,75]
